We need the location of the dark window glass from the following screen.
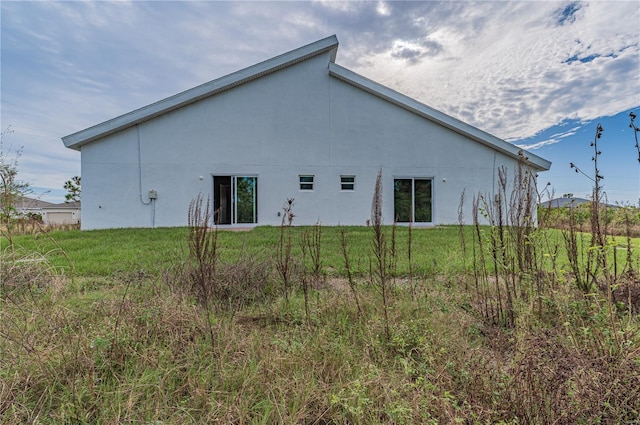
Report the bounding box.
[341,175,355,190]
[414,179,432,222]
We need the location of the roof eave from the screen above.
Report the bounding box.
[62,35,340,151]
[328,63,552,172]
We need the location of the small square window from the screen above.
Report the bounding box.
[299,175,314,190]
[341,175,355,191]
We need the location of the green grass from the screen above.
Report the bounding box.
[8,226,640,276]
[9,224,636,279]
[5,225,478,277]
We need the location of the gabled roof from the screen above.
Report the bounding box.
[62,35,339,150]
[62,34,551,172]
[43,201,81,210]
[11,196,56,209]
[539,197,618,209]
[328,63,551,171]
[540,197,590,208]
[5,196,81,210]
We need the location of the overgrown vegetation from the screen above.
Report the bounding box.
[3,224,639,423]
[540,202,640,237]
[1,126,30,244]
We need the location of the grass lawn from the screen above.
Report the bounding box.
[7,225,482,277]
[8,224,636,278]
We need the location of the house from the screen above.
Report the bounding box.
[62,35,551,230]
[540,197,591,209]
[540,197,618,209]
[42,201,81,225]
[11,196,81,225]
[12,196,53,218]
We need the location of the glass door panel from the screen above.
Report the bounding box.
[394,179,412,222]
[234,176,257,224]
[214,176,232,225]
[414,179,432,223]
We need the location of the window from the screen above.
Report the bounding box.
[393,178,432,223]
[213,175,258,224]
[340,175,355,191]
[299,175,314,191]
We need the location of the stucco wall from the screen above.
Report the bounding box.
[80,51,524,229]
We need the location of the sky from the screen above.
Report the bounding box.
[1,0,639,205]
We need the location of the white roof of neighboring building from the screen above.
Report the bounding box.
[540,197,590,208]
[62,34,551,171]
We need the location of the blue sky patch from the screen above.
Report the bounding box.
[556,2,582,26]
[565,53,600,64]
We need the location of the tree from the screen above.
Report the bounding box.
[0,126,30,225]
[64,176,81,203]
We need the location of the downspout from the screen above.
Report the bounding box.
[492,152,497,202]
[137,125,156,227]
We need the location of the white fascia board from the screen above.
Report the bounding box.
[328,63,552,172]
[63,35,340,151]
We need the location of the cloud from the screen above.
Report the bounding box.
[516,123,582,150]
[390,38,443,63]
[376,1,391,17]
[351,1,639,140]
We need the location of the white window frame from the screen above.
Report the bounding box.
[340,175,355,191]
[299,175,314,191]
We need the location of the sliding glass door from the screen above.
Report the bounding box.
[393,178,432,223]
[213,176,257,224]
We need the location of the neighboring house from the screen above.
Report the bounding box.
[12,196,55,220]
[62,35,551,230]
[42,201,81,225]
[540,197,591,209]
[11,196,81,225]
[540,197,619,209]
